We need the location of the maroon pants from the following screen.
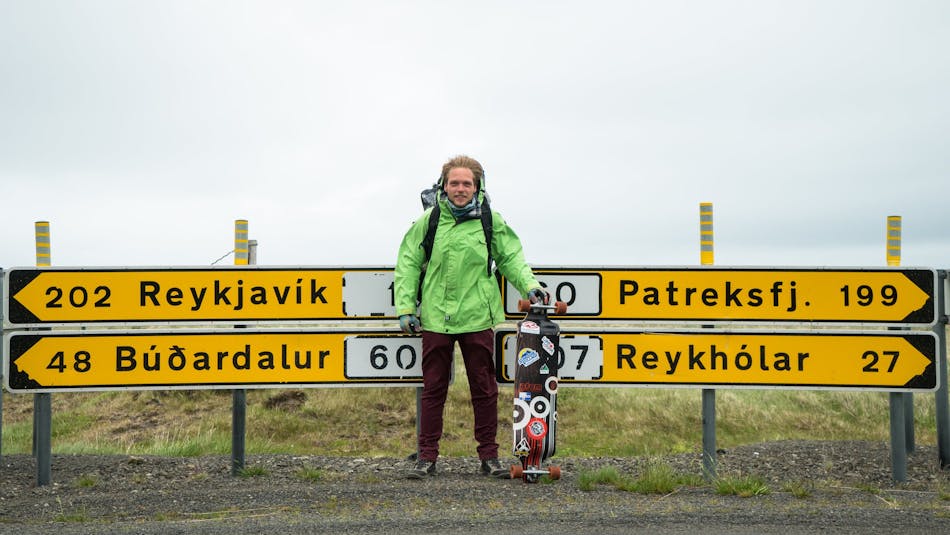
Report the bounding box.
[418,329,498,461]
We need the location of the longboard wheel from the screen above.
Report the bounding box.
[548,465,561,480]
[510,464,523,479]
[518,299,532,312]
[554,301,568,315]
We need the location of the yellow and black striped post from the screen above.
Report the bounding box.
[232,219,248,475]
[887,216,901,267]
[699,203,716,480]
[234,219,249,266]
[34,221,51,267]
[33,221,52,485]
[885,215,912,480]
[700,203,714,266]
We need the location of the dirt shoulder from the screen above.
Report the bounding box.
[1,440,948,534]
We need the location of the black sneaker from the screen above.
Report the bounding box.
[406,459,436,479]
[480,458,509,479]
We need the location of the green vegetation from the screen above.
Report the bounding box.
[54,508,90,523]
[782,480,814,498]
[0,358,943,458]
[855,482,882,495]
[577,466,623,490]
[621,460,704,493]
[237,465,268,478]
[715,474,771,497]
[577,461,701,493]
[75,474,99,488]
[54,498,90,522]
[296,466,325,482]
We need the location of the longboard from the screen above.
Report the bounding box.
[510,299,567,482]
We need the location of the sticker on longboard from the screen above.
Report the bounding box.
[518,348,540,366]
[530,397,550,418]
[515,438,530,456]
[513,398,530,429]
[526,417,548,440]
[545,376,558,394]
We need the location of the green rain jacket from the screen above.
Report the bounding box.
[394,183,540,334]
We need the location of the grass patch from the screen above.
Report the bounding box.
[237,465,268,478]
[782,480,814,498]
[577,466,623,491]
[620,461,703,494]
[54,498,90,522]
[577,461,700,493]
[54,508,90,522]
[297,466,324,482]
[75,474,99,488]
[715,474,771,497]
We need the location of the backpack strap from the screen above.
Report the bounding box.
[420,202,440,263]
[480,199,494,276]
[417,203,441,304]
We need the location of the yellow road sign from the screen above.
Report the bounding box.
[504,267,936,325]
[4,267,399,326]
[4,330,422,392]
[495,330,937,391]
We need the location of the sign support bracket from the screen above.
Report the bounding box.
[934,270,950,467]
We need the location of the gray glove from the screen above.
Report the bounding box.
[399,314,422,334]
[528,288,551,305]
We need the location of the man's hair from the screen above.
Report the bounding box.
[440,155,484,190]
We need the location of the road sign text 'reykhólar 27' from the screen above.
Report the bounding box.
[3,267,399,326]
[3,330,423,392]
[503,267,936,325]
[494,330,937,392]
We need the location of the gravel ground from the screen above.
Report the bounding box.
[1,440,949,534]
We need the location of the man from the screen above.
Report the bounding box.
[394,155,549,479]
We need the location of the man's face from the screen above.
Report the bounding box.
[444,167,477,208]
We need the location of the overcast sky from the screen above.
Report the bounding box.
[1,1,948,271]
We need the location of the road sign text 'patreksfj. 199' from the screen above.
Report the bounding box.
[494,329,938,392]
[503,267,937,325]
[3,267,400,326]
[3,330,422,393]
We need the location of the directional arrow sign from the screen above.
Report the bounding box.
[495,330,938,392]
[4,330,422,392]
[3,267,398,326]
[504,267,936,325]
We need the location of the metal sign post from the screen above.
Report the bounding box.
[33,221,52,487]
[232,220,250,476]
[699,203,717,481]
[886,216,909,481]
[935,271,950,468]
